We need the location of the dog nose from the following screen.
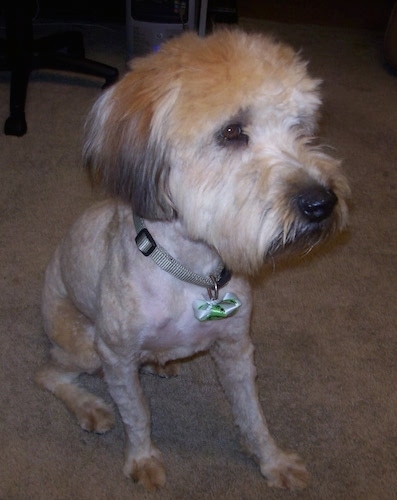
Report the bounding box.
[296,186,338,222]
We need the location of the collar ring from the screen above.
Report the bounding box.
[207,275,219,301]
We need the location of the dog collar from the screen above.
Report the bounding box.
[133,214,232,299]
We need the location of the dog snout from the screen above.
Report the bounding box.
[296,186,338,222]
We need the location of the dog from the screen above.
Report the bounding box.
[36,28,350,491]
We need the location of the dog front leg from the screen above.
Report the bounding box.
[210,334,309,490]
[98,341,166,491]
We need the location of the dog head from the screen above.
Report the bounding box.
[84,29,350,273]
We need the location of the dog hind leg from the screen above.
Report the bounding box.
[36,298,115,434]
[210,334,309,490]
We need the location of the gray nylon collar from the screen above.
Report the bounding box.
[133,214,231,294]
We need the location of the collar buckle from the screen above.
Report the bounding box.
[135,228,157,256]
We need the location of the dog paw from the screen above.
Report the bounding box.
[260,450,309,490]
[77,399,115,434]
[124,452,166,491]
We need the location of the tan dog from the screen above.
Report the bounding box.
[36,29,349,491]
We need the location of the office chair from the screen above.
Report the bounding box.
[0,0,119,136]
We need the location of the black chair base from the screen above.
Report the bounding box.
[1,1,119,136]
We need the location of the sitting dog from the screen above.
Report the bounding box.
[36,29,350,491]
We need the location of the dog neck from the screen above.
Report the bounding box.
[133,214,231,300]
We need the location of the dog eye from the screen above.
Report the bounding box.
[222,124,242,140]
[219,124,249,145]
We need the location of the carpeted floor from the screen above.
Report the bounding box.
[0,15,396,500]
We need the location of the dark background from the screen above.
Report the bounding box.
[28,0,396,31]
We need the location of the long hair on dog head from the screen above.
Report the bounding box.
[83,47,182,221]
[83,28,319,221]
[83,29,349,274]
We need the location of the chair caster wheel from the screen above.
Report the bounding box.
[4,112,27,136]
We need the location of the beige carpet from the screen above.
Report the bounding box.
[1,16,396,499]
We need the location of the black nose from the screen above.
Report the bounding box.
[296,187,338,222]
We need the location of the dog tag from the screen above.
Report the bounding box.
[193,292,241,321]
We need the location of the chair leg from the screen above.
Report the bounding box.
[36,31,119,88]
[4,64,29,136]
[35,31,86,59]
[3,0,33,136]
[42,53,119,88]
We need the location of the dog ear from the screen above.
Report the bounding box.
[83,65,178,221]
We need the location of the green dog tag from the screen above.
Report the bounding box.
[193,293,241,321]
